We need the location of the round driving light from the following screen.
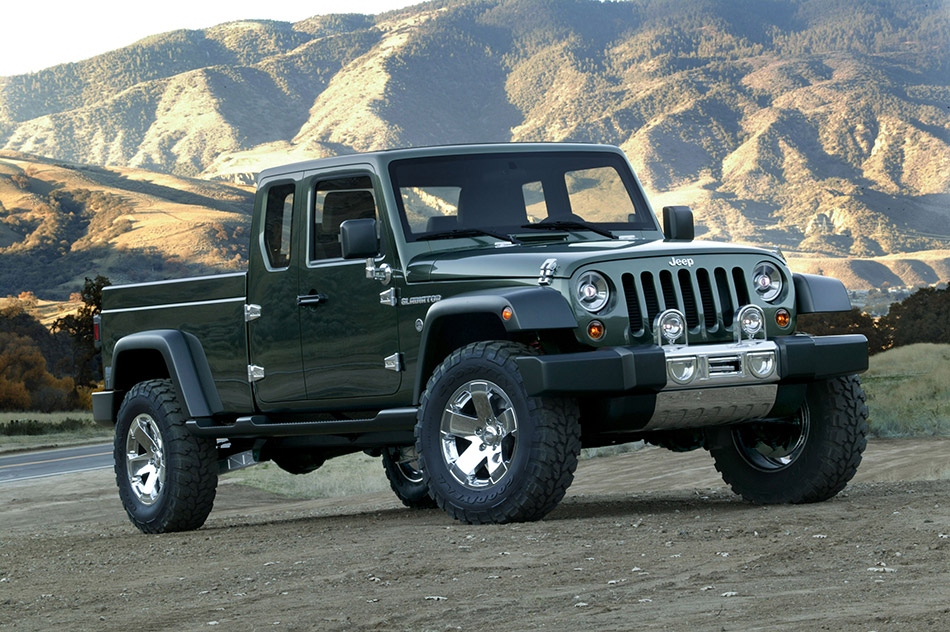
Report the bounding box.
[655,309,686,345]
[576,271,610,313]
[752,261,783,302]
[587,320,605,340]
[740,307,764,337]
[667,356,697,385]
[775,308,790,328]
[747,352,775,379]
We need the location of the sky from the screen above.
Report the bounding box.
[0,0,421,77]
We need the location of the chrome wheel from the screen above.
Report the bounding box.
[440,380,518,489]
[125,413,166,505]
[732,403,811,472]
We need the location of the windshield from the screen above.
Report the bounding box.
[389,151,658,242]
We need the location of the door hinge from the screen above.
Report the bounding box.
[245,304,262,322]
[380,288,398,307]
[384,353,404,372]
[247,365,265,382]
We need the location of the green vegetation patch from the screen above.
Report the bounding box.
[863,343,950,437]
[222,452,391,499]
[0,411,110,452]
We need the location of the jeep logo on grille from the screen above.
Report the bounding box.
[668,256,695,267]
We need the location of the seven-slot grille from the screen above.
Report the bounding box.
[622,266,750,338]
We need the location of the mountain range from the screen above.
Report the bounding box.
[0,0,948,297]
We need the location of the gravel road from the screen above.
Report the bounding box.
[1,438,948,631]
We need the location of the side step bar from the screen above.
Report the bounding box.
[186,407,418,438]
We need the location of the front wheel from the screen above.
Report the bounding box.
[707,375,868,504]
[114,379,218,533]
[416,341,581,524]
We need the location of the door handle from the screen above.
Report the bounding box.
[296,293,328,307]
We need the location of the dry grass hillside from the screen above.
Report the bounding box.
[0,0,948,296]
[0,151,252,296]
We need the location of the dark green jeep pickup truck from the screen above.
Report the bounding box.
[93,143,868,533]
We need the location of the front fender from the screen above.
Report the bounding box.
[110,329,224,419]
[423,286,577,333]
[793,273,852,314]
[413,286,577,403]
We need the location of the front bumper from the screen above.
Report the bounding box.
[516,334,868,397]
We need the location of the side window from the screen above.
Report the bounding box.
[312,175,378,261]
[263,183,295,269]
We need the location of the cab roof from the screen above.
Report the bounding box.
[255,142,624,186]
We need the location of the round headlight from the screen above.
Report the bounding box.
[576,271,609,312]
[752,262,783,303]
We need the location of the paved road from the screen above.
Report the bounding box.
[0,443,113,483]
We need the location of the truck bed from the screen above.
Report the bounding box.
[100,272,252,413]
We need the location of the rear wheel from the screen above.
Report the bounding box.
[114,379,217,533]
[382,446,435,508]
[707,375,868,504]
[416,341,581,524]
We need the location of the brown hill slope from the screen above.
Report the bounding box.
[2,149,945,299]
[0,152,252,296]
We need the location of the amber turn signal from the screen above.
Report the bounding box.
[775,308,791,328]
[587,320,605,340]
[502,306,513,321]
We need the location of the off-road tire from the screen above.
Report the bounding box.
[707,375,868,504]
[114,379,218,533]
[382,447,436,509]
[415,341,581,524]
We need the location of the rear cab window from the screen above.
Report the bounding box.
[262,182,295,269]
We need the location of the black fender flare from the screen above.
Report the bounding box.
[111,329,224,419]
[413,286,577,403]
[793,273,852,314]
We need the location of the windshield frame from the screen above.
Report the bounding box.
[388,150,660,244]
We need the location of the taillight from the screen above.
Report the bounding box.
[93,315,101,349]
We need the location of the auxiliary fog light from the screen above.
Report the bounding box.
[655,309,686,346]
[737,305,765,340]
[747,351,775,379]
[667,356,698,385]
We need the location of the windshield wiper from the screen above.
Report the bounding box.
[417,228,521,244]
[520,221,615,239]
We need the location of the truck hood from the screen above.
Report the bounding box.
[405,238,777,282]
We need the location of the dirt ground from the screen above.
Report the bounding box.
[1,438,949,632]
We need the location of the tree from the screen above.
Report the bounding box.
[797,308,888,355]
[882,286,950,348]
[0,333,74,411]
[52,275,111,387]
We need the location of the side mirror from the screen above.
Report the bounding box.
[662,206,694,241]
[340,218,379,259]
[341,218,391,284]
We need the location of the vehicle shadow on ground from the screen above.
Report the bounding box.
[197,489,776,533]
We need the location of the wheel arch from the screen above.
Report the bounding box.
[412,287,577,404]
[107,330,224,422]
